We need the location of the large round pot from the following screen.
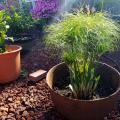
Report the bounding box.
[46,63,120,120]
[0,45,22,83]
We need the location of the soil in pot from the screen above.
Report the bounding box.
[53,68,117,100]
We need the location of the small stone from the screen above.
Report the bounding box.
[18,106,26,111]
[27,115,32,120]
[21,116,26,120]
[15,100,21,104]
[29,98,34,103]
[22,110,29,117]
[25,101,31,106]
[9,108,15,113]
[7,118,16,120]
[8,113,15,117]
[29,111,34,116]
[8,97,13,102]
[2,111,8,116]
[0,107,8,112]
[1,116,7,120]
[16,115,21,119]
[33,88,37,93]
[0,111,2,116]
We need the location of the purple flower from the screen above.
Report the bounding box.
[0,4,4,10]
[32,0,60,19]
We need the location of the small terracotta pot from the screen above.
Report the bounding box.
[46,63,120,120]
[0,45,22,84]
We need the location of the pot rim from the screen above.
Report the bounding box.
[46,62,120,102]
[0,45,22,55]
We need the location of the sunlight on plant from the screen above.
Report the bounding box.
[0,10,13,53]
[46,9,120,100]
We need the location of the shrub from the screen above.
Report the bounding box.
[32,0,60,19]
[33,18,47,30]
[5,6,34,36]
[0,10,13,53]
[46,8,120,100]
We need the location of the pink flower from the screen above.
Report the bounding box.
[32,0,60,19]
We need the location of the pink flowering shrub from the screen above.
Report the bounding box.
[32,0,60,19]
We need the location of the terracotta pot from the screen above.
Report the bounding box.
[46,63,120,120]
[0,45,22,83]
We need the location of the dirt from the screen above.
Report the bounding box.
[0,37,120,119]
[54,86,73,98]
[54,75,116,100]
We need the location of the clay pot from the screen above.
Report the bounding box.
[0,45,22,83]
[46,63,120,120]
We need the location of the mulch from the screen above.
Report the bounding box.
[0,39,120,120]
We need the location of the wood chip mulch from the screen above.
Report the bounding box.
[0,40,120,120]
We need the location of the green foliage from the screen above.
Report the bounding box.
[34,18,47,30]
[46,10,120,100]
[20,69,28,78]
[5,6,34,36]
[0,10,13,53]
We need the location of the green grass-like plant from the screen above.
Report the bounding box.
[46,10,120,100]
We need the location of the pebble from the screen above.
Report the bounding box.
[0,107,9,112]
[22,110,29,117]
[7,97,13,103]
[9,107,15,113]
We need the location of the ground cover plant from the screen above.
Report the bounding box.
[46,6,120,100]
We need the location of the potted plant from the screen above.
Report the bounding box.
[46,7,120,120]
[0,10,22,83]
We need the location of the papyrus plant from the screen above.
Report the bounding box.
[46,9,120,100]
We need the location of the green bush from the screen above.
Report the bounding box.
[46,10,120,100]
[34,18,47,30]
[0,10,13,53]
[5,6,34,36]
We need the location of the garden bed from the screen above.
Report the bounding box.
[0,40,120,120]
